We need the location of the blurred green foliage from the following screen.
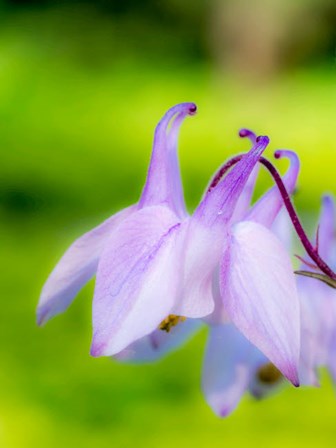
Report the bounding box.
[0,3,336,448]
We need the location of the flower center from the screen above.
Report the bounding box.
[257,363,283,385]
[159,314,186,332]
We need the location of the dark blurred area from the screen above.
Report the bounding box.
[1,0,335,77]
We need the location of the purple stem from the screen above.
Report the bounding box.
[209,153,336,279]
[207,156,242,193]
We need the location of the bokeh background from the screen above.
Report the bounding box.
[0,0,336,446]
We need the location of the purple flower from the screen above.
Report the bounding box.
[90,126,273,356]
[38,105,302,406]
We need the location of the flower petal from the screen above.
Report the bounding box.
[246,150,300,227]
[172,220,224,318]
[231,166,259,223]
[202,324,253,417]
[115,319,202,363]
[139,103,196,218]
[317,195,335,261]
[91,205,183,357]
[220,220,300,385]
[195,136,269,227]
[37,205,135,325]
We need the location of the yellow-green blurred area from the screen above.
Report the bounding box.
[0,1,335,447]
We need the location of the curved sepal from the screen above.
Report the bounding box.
[202,324,253,417]
[37,205,135,325]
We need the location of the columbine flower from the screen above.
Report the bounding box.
[38,104,304,408]
[90,125,274,356]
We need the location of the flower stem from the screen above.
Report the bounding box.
[210,153,336,279]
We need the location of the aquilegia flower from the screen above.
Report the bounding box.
[38,102,336,417]
[39,102,283,359]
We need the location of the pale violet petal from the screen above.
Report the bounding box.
[317,195,335,261]
[231,165,259,223]
[220,220,300,385]
[271,209,293,252]
[37,205,136,325]
[202,324,253,417]
[172,220,225,318]
[91,205,183,357]
[115,319,202,363]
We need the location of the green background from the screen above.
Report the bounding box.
[0,2,335,447]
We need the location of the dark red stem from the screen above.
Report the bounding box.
[209,154,336,279]
[207,156,242,192]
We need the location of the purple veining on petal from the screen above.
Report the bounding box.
[91,205,184,357]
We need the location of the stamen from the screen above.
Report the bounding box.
[257,363,283,385]
[159,314,186,333]
[208,150,336,280]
